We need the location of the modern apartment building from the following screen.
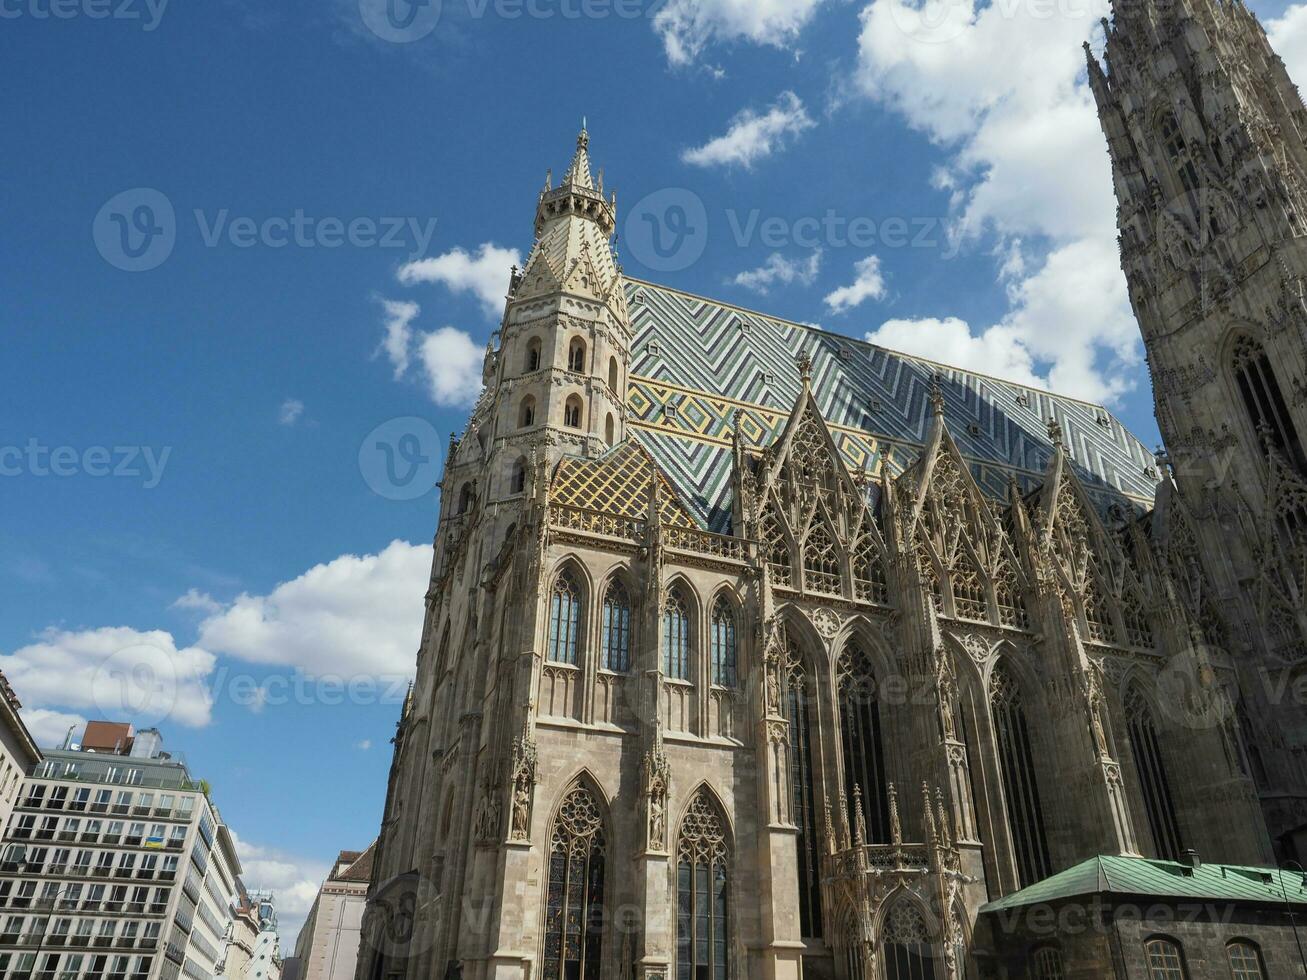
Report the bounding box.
[0,672,41,833]
[0,723,240,980]
[291,848,369,980]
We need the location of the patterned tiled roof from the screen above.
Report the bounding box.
[551,441,697,527]
[623,279,1158,531]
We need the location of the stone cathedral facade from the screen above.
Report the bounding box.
[356,0,1307,975]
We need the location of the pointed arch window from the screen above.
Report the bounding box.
[456,483,474,515]
[663,588,691,681]
[1144,937,1187,979]
[548,571,582,666]
[853,537,888,604]
[763,507,793,587]
[882,902,939,980]
[709,599,737,688]
[519,396,537,429]
[990,661,1052,887]
[837,642,890,843]
[525,337,542,373]
[1122,590,1154,648]
[568,338,587,373]
[1226,941,1267,979]
[676,791,730,980]
[783,642,823,938]
[541,785,606,980]
[1125,687,1183,861]
[607,356,619,392]
[601,582,631,673]
[951,552,987,620]
[919,547,944,613]
[803,522,842,595]
[1231,336,1307,473]
[564,395,584,429]
[604,414,615,446]
[1159,112,1199,196]
[996,565,1028,629]
[1083,583,1115,644]
[510,458,528,496]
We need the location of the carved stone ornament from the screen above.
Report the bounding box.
[811,606,841,640]
[508,720,537,842]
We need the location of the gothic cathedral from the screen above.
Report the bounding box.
[356,0,1307,975]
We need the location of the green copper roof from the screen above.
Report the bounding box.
[981,855,1307,913]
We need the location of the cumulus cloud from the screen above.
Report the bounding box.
[374,299,485,408]
[653,0,828,65]
[172,589,223,616]
[825,256,888,313]
[1269,4,1307,83]
[195,540,430,681]
[682,91,815,168]
[20,708,88,750]
[732,250,822,293]
[866,316,1044,388]
[398,243,521,318]
[231,831,330,951]
[852,0,1140,402]
[0,627,217,729]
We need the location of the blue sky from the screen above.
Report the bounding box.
[4,0,1306,946]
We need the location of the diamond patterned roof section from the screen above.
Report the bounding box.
[550,441,697,528]
[623,279,1159,515]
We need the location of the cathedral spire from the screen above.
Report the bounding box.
[562,123,595,191]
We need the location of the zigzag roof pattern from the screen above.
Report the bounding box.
[622,279,1159,532]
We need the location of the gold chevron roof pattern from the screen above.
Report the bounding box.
[550,442,697,527]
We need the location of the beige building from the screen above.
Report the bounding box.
[0,672,40,835]
[294,847,371,980]
[355,0,1307,974]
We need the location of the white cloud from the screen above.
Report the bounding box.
[732,250,822,293]
[374,299,485,409]
[682,91,815,168]
[278,398,305,427]
[357,739,373,751]
[0,627,217,729]
[195,540,430,680]
[1269,5,1307,83]
[398,243,521,318]
[376,299,421,379]
[172,589,223,616]
[19,708,87,750]
[825,255,887,313]
[866,316,1045,388]
[653,0,827,66]
[852,0,1141,402]
[231,831,329,951]
[418,327,485,407]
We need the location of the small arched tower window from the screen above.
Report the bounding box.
[602,581,631,673]
[456,483,473,515]
[607,356,619,392]
[547,570,582,666]
[510,458,527,495]
[663,587,691,681]
[1226,941,1267,979]
[1158,112,1199,196]
[709,598,737,688]
[564,395,584,429]
[605,413,615,446]
[568,337,587,373]
[525,337,542,373]
[1231,335,1307,472]
[1144,937,1188,979]
[519,396,536,429]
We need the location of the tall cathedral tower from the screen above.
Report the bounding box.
[1087,0,1307,854]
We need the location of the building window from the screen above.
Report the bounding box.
[520,396,536,429]
[1226,941,1266,979]
[837,641,890,843]
[1159,112,1199,195]
[541,785,606,980]
[663,588,691,681]
[803,522,842,595]
[990,661,1052,887]
[676,790,729,980]
[762,507,793,587]
[548,571,582,666]
[1032,946,1065,980]
[883,902,938,980]
[601,582,631,673]
[1231,336,1307,473]
[607,357,619,392]
[784,641,822,938]
[525,337,542,373]
[952,553,987,620]
[1125,687,1183,861]
[568,338,587,373]
[853,538,888,604]
[511,458,527,495]
[564,395,584,429]
[1144,937,1187,980]
[709,599,737,688]
[605,413,615,446]
[456,483,473,515]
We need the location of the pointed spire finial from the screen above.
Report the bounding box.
[1047,416,1064,449]
[796,350,813,384]
[888,782,902,845]
[578,117,589,151]
[852,784,867,847]
[922,781,937,844]
[929,374,945,418]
